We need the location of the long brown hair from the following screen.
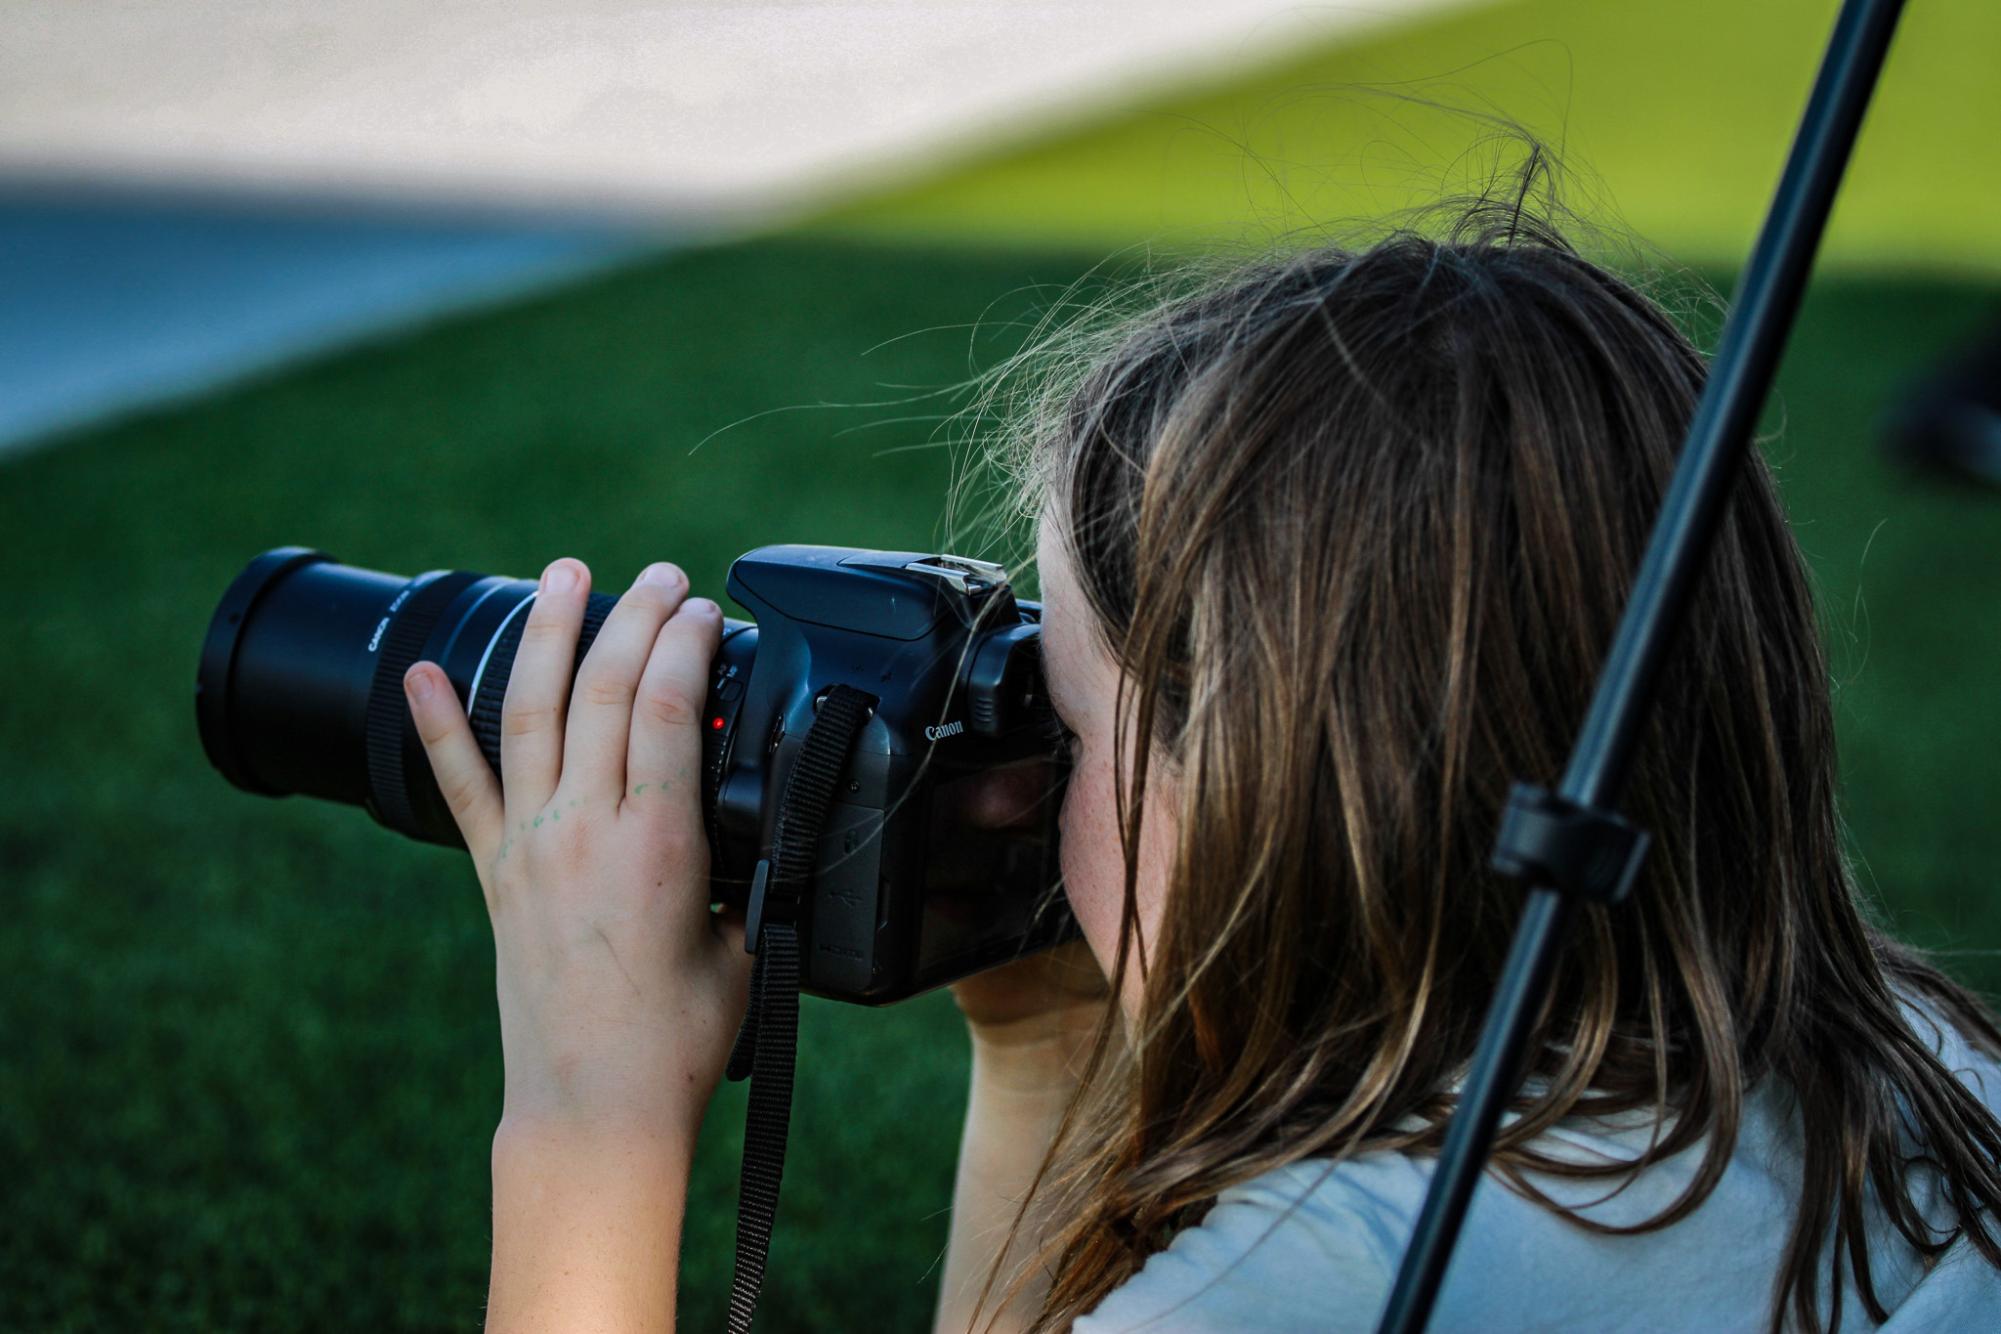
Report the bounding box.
[967,165,2001,1331]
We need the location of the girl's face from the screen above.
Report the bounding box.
[1035,519,1176,1023]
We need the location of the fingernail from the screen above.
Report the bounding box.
[637,562,685,590]
[542,560,578,594]
[684,597,720,617]
[406,667,436,702]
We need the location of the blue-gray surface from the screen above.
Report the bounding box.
[0,187,651,454]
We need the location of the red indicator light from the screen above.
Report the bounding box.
[710,716,726,731]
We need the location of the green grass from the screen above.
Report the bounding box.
[806,0,2001,275]
[4,235,2000,1329]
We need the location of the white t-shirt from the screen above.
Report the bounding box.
[1075,1003,2001,1332]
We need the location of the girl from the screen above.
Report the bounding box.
[401,197,2001,1332]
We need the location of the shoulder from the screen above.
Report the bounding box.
[1071,999,2001,1333]
[1066,1139,1675,1334]
[1896,988,2001,1113]
[1070,1156,1428,1333]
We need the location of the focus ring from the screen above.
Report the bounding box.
[364,571,483,836]
[468,591,620,779]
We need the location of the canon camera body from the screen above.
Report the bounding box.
[197,544,1073,1003]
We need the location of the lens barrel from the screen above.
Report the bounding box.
[197,549,750,847]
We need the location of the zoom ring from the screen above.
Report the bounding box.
[468,591,619,779]
[363,571,484,836]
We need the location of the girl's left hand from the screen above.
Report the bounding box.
[402,556,754,1147]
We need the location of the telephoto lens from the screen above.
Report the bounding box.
[195,548,757,848]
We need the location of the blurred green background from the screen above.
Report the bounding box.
[6,0,2001,1329]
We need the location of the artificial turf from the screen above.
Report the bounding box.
[4,235,2000,1330]
[811,0,2001,276]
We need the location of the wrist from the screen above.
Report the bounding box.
[495,1054,721,1155]
[967,997,1107,1047]
[967,1004,1107,1094]
[493,1110,697,1174]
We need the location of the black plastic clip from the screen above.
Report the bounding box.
[1489,783,1652,906]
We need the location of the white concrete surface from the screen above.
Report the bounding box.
[2,2,1481,220]
[0,1,1491,456]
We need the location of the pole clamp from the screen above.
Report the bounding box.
[1489,783,1651,906]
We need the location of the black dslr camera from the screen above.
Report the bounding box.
[196,544,1073,1002]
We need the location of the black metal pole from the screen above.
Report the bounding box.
[1374,1,1908,1330]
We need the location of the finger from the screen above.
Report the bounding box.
[560,562,688,802]
[709,909,756,1012]
[625,596,724,813]
[713,906,748,954]
[500,558,589,813]
[404,661,504,862]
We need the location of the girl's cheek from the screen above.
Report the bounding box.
[1057,759,1121,981]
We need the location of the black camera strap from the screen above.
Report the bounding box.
[723,683,877,1333]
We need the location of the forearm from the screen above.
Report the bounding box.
[487,1118,693,1333]
[934,1016,1096,1334]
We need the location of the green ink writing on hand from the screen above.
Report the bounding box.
[533,815,544,828]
